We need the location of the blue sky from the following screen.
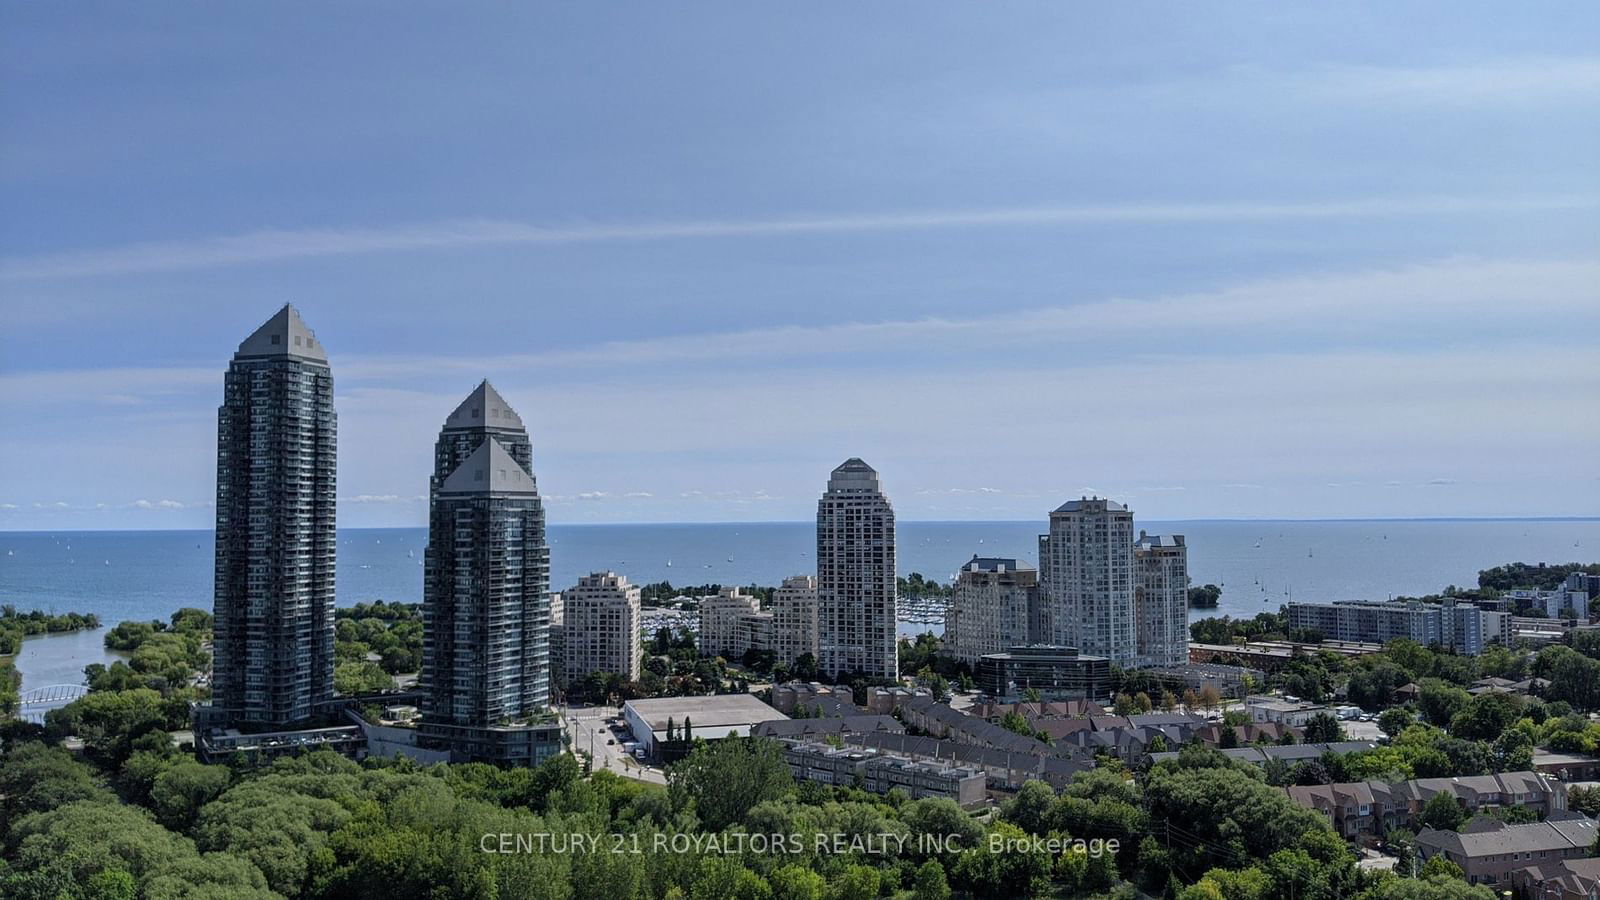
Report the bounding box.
[2,3,1598,529]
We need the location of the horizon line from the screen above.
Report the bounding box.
[4,514,1598,535]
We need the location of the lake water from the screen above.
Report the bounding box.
[3,519,1596,695]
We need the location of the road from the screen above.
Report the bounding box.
[561,703,666,785]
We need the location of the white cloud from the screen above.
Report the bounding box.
[331,256,1600,380]
[1304,57,1600,106]
[2,196,1590,282]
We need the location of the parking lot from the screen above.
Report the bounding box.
[1341,717,1385,741]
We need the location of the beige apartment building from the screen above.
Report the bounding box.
[697,587,764,660]
[772,575,819,665]
[943,557,1037,666]
[1133,531,1189,668]
[562,571,641,685]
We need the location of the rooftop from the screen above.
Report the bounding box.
[624,694,787,738]
[443,380,525,432]
[1052,496,1127,514]
[1419,816,1598,857]
[235,304,328,364]
[962,556,1032,573]
[438,437,538,496]
[826,457,882,493]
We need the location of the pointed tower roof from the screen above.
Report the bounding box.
[827,457,881,492]
[235,304,328,363]
[444,380,525,431]
[439,437,538,496]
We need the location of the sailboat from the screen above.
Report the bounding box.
[666,559,673,568]
[1307,548,1314,558]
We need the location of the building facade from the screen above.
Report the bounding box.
[780,740,987,808]
[1038,497,1136,666]
[1133,532,1189,668]
[1287,598,1509,654]
[974,645,1112,701]
[211,305,338,728]
[816,458,897,680]
[418,382,558,765]
[771,575,820,666]
[697,587,765,660]
[563,572,642,685]
[943,557,1038,667]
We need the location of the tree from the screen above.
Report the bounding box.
[333,661,393,695]
[149,761,231,830]
[1379,707,1414,738]
[1449,692,1522,741]
[1569,784,1600,817]
[912,860,951,900]
[830,865,881,900]
[1418,680,1471,727]
[1421,855,1464,880]
[1420,792,1466,832]
[1304,712,1344,744]
[1003,780,1055,835]
[1197,684,1222,713]
[667,737,791,831]
[1490,728,1533,772]
[953,821,1051,898]
[44,688,169,764]
[769,864,825,900]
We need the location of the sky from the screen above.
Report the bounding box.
[1,3,1598,529]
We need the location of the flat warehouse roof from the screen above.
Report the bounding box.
[624,694,787,734]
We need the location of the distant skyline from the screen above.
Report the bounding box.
[2,4,1598,529]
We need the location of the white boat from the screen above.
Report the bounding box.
[666,560,673,567]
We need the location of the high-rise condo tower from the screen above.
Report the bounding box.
[211,305,337,727]
[420,381,558,764]
[816,458,897,680]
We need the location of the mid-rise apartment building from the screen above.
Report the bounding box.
[1133,531,1189,668]
[943,557,1038,666]
[697,587,768,660]
[771,575,819,665]
[1287,598,1509,654]
[563,572,642,685]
